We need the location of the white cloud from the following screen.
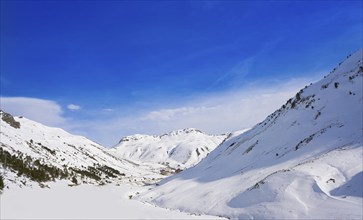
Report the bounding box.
[0,97,66,126]
[144,106,215,121]
[67,104,81,111]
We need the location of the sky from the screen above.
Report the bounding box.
[1,0,362,147]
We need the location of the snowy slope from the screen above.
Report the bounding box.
[0,111,164,188]
[0,181,225,220]
[110,128,227,171]
[139,49,363,219]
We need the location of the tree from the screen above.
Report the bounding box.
[72,176,78,185]
[334,82,339,88]
[0,174,4,191]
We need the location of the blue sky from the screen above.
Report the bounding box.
[1,1,362,146]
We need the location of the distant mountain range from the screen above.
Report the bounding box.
[110,128,227,170]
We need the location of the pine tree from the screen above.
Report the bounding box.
[0,174,4,191]
[72,176,78,185]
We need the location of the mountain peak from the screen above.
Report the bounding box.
[162,128,204,137]
[118,134,157,143]
[118,128,206,144]
[0,110,21,129]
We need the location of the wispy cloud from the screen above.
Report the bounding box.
[67,104,81,111]
[143,106,216,121]
[209,56,255,90]
[208,39,283,91]
[0,97,66,126]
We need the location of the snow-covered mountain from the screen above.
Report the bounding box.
[0,111,226,190]
[0,111,165,189]
[139,50,363,219]
[110,128,227,171]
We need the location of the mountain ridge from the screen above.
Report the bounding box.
[138,49,363,219]
[0,111,166,189]
[117,128,212,144]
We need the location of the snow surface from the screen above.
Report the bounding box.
[111,128,227,169]
[138,50,363,219]
[0,181,225,219]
